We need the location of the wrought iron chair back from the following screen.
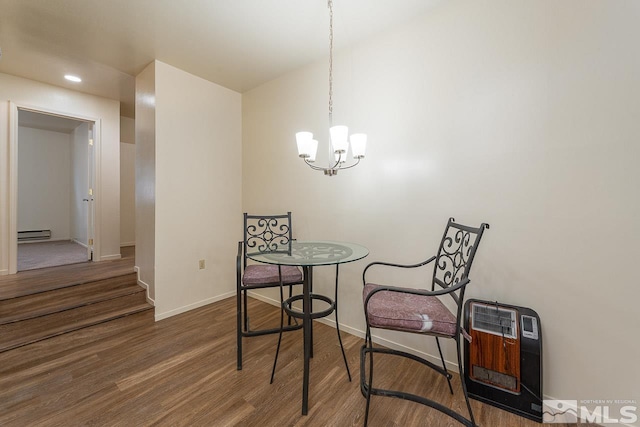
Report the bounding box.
[432,219,488,305]
[243,213,294,264]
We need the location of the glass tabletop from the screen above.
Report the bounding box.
[246,240,369,267]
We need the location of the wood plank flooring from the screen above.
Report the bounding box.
[0,295,571,427]
[0,291,151,352]
[0,256,135,300]
[0,273,139,324]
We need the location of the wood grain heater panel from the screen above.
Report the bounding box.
[469,302,521,393]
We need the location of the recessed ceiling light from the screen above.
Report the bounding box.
[64,75,82,83]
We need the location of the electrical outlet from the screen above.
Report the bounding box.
[198,259,205,269]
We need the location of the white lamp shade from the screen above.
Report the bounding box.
[350,133,367,158]
[308,140,318,162]
[296,131,314,157]
[330,125,349,153]
[334,150,347,163]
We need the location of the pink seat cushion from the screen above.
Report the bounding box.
[242,264,303,287]
[363,283,458,337]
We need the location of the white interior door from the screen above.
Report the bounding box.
[87,123,95,260]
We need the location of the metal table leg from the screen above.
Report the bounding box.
[302,265,312,415]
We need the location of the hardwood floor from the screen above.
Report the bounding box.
[0,256,135,300]
[0,255,152,352]
[0,273,140,324]
[0,295,570,427]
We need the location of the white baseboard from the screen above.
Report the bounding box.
[155,291,236,322]
[19,238,73,244]
[120,242,135,247]
[100,253,122,261]
[72,239,88,248]
[246,291,458,371]
[134,267,155,306]
[0,268,8,276]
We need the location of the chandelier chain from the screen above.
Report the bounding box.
[328,0,333,126]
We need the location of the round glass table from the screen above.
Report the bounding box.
[247,240,369,267]
[247,240,369,415]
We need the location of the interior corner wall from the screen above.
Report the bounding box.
[120,142,136,247]
[241,0,640,414]
[152,60,242,320]
[135,62,156,300]
[120,116,135,144]
[120,117,136,247]
[134,60,242,316]
[0,72,121,274]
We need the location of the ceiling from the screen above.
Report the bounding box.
[0,0,441,118]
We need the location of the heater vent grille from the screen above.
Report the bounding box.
[18,229,51,241]
[472,365,517,390]
[471,303,517,339]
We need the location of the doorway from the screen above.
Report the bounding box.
[10,106,98,272]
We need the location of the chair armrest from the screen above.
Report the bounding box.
[362,255,436,286]
[363,277,471,309]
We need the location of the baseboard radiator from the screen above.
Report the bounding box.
[18,229,52,241]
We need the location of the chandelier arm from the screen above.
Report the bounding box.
[304,158,330,171]
[328,151,342,170]
[336,158,361,171]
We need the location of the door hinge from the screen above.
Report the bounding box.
[89,188,93,196]
[89,238,94,245]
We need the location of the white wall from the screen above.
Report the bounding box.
[71,122,89,245]
[135,62,156,299]
[120,141,136,246]
[120,116,135,144]
[242,0,640,414]
[153,60,242,319]
[17,126,72,241]
[0,72,121,273]
[120,116,136,247]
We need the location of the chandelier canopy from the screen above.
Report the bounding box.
[295,0,367,176]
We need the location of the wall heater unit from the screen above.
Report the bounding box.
[464,299,542,423]
[17,229,52,241]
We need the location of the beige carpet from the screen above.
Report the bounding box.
[18,240,89,271]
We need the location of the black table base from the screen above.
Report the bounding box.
[272,264,351,415]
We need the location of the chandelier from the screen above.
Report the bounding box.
[295,0,367,176]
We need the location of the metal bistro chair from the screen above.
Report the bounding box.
[360,218,489,426]
[236,212,303,370]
